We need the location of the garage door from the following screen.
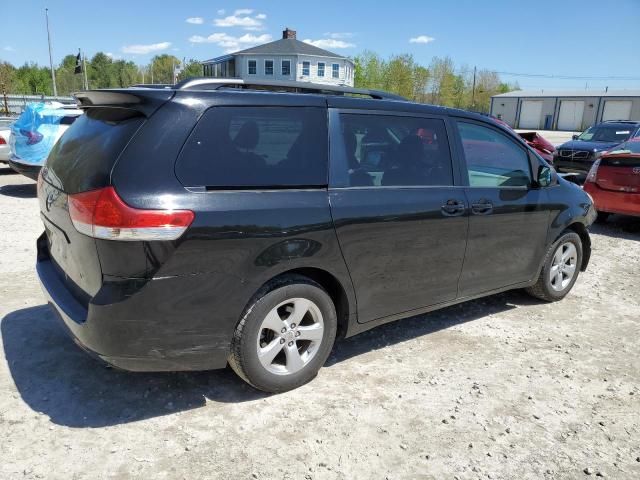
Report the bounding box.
[557,100,585,131]
[518,101,543,129]
[602,100,632,121]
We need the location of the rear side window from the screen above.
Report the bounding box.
[458,121,531,188]
[176,107,328,188]
[44,108,144,193]
[338,114,453,187]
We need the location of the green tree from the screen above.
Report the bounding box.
[178,59,203,81]
[148,54,181,84]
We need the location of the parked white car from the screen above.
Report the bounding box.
[0,117,14,164]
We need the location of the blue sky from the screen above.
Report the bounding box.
[2,0,640,90]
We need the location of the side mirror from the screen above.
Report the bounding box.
[572,134,579,140]
[537,165,552,187]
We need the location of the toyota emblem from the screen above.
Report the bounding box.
[633,167,640,175]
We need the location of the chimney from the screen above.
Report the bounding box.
[283,28,296,40]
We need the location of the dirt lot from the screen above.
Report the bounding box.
[0,167,639,480]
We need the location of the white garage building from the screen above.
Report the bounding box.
[490,90,640,131]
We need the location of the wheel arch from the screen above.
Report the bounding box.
[564,222,591,271]
[249,267,353,340]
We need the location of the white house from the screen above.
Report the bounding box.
[202,28,355,87]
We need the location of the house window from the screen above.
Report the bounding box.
[332,63,340,79]
[302,61,310,76]
[317,62,325,77]
[281,60,291,76]
[248,60,257,75]
[265,60,274,75]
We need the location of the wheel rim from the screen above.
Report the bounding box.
[256,298,324,375]
[549,242,578,292]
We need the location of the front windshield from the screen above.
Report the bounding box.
[577,125,634,143]
[608,140,640,155]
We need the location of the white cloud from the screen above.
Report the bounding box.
[186,17,204,24]
[303,38,355,49]
[189,33,272,53]
[121,41,172,55]
[105,52,122,60]
[217,9,225,15]
[214,10,266,30]
[3,46,15,52]
[323,32,354,39]
[409,35,435,44]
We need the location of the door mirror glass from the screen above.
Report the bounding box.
[537,165,552,187]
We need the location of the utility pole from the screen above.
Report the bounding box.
[83,51,89,90]
[471,66,477,110]
[1,83,9,115]
[45,8,58,96]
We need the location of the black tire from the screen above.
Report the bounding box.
[525,231,583,302]
[228,275,337,393]
[595,211,610,223]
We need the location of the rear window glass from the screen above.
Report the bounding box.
[44,108,144,193]
[175,107,328,188]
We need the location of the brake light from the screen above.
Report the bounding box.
[586,159,601,183]
[0,136,6,145]
[68,187,194,241]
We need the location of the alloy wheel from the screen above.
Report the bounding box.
[256,298,325,375]
[549,242,578,292]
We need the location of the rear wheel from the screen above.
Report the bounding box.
[526,231,582,302]
[229,276,337,393]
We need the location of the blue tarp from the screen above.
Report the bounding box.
[10,102,66,166]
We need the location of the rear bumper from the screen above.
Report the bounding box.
[0,145,9,162]
[583,183,640,217]
[8,159,41,180]
[36,233,232,371]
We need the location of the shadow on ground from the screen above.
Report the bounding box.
[0,183,37,198]
[591,215,640,238]
[0,167,18,176]
[2,291,529,428]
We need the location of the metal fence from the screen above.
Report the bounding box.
[2,94,75,116]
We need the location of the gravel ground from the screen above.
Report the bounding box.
[0,167,639,480]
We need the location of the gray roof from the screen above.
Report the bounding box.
[203,38,348,64]
[493,89,640,98]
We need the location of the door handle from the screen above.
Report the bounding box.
[471,200,493,215]
[441,199,466,217]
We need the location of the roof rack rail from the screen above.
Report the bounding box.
[172,77,406,101]
[602,119,639,123]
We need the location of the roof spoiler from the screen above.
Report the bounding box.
[72,89,175,116]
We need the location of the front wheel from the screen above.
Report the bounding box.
[229,276,337,393]
[526,231,583,302]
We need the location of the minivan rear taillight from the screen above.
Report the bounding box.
[585,159,600,183]
[68,187,194,241]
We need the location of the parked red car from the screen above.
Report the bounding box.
[583,138,640,221]
[487,115,556,163]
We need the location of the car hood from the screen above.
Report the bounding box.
[557,140,621,152]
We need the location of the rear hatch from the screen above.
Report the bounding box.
[39,107,147,302]
[596,155,640,193]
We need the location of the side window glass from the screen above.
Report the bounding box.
[458,122,532,187]
[339,114,453,187]
[176,107,328,188]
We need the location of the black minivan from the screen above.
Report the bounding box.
[36,79,596,392]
